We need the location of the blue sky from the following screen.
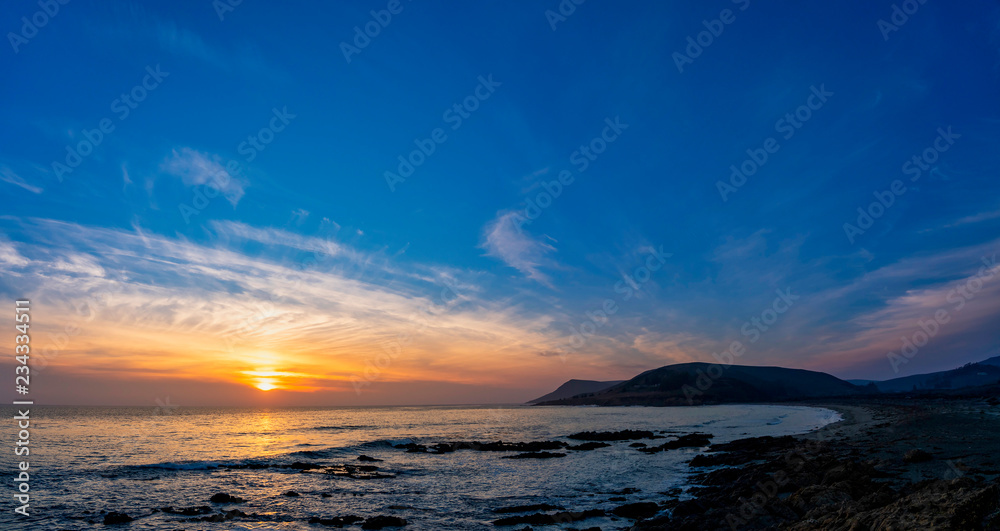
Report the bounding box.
[2,0,1000,405]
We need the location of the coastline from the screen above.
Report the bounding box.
[640,397,1000,529]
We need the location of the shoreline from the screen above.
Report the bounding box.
[641,397,1000,529]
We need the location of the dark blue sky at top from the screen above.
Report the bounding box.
[2,0,1000,385]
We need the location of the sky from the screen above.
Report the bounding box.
[1,0,1000,406]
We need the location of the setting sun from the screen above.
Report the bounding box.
[254,380,277,391]
[241,368,313,392]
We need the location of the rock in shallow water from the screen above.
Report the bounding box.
[361,515,408,529]
[492,509,605,526]
[903,449,933,463]
[566,442,612,451]
[611,501,659,519]
[492,503,563,514]
[103,511,133,524]
[502,451,566,459]
[210,492,245,503]
[637,432,713,453]
[567,429,655,441]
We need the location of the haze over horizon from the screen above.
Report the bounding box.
[2,1,1000,406]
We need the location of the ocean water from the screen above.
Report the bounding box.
[1,404,840,530]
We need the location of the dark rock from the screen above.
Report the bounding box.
[288,461,323,470]
[358,455,383,462]
[493,509,605,526]
[283,490,300,497]
[638,433,713,453]
[361,515,408,529]
[210,493,245,503]
[493,503,563,514]
[566,442,612,451]
[502,452,566,459]
[611,502,659,520]
[567,430,655,441]
[952,484,1000,529]
[103,512,133,524]
[903,449,933,463]
[321,493,333,498]
[394,442,428,453]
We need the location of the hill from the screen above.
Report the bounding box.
[527,379,624,404]
[875,361,1000,393]
[535,363,871,406]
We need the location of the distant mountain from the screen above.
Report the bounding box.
[527,379,624,404]
[979,355,1000,368]
[535,363,871,406]
[874,361,1000,393]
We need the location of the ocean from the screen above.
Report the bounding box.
[1,404,840,530]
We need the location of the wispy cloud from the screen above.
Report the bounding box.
[481,211,558,286]
[0,218,569,398]
[154,21,277,76]
[0,166,43,194]
[944,209,1000,228]
[161,148,247,206]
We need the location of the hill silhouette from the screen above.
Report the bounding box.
[535,362,871,406]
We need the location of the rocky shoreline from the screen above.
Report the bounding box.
[638,398,1000,530]
[89,398,1000,529]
